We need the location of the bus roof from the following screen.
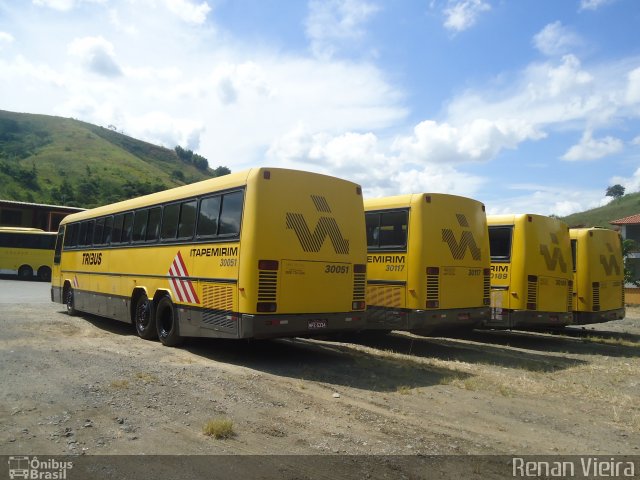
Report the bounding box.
[487,213,567,227]
[60,167,362,225]
[364,193,484,211]
[0,227,51,233]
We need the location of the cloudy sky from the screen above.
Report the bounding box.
[1,0,639,216]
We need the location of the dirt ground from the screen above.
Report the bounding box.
[1,279,639,476]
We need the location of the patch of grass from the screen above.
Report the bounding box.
[397,385,412,395]
[203,418,235,439]
[582,336,640,348]
[110,379,129,389]
[134,372,158,383]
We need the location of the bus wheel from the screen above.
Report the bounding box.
[37,266,51,282]
[156,296,183,347]
[65,287,77,316]
[134,294,157,340]
[18,265,33,280]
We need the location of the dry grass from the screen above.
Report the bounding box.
[396,385,412,395]
[110,379,129,389]
[134,372,158,383]
[203,418,235,439]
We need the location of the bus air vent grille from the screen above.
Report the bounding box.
[258,271,278,302]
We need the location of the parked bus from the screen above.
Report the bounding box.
[51,168,367,346]
[364,193,491,333]
[0,227,55,281]
[486,214,573,329]
[570,227,625,324]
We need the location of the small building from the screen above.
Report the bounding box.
[0,199,84,232]
[610,213,640,304]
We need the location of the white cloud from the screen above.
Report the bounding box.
[68,36,123,77]
[561,130,624,161]
[163,0,211,25]
[579,0,615,11]
[533,21,583,56]
[626,67,640,104]
[305,0,379,59]
[610,167,640,196]
[443,0,491,33]
[33,0,106,11]
[632,135,640,146]
[0,31,14,47]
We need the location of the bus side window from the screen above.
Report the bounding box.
[54,226,64,265]
[112,214,124,244]
[63,223,78,249]
[146,207,162,242]
[78,222,88,247]
[161,203,180,240]
[103,216,114,245]
[132,210,149,243]
[178,201,197,239]
[94,218,105,245]
[122,213,134,244]
[219,191,243,236]
[85,221,95,247]
[570,239,577,272]
[197,195,221,237]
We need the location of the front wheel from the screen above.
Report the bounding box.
[65,287,77,316]
[134,294,157,340]
[156,296,183,347]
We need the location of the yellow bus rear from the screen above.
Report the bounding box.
[570,227,625,324]
[487,214,573,329]
[51,168,366,345]
[365,193,491,333]
[0,227,55,281]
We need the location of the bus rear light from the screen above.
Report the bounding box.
[352,301,365,310]
[345,316,361,322]
[483,268,491,276]
[257,302,277,312]
[426,267,439,275]
[527,275,537,282]
[264,319,288,326]
[483,298,491,305]
[526,302,536,310]
[258,259,279,270]
[353,264,366,273]
[426,300,439,308]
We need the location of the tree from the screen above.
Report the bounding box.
[622,239,640,287]
[606,184,625,199]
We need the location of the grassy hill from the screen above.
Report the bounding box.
[561,191,640,228]
[0,110,228,208]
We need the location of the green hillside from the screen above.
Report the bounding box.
[561,191,640,228]
[0,110,228,208]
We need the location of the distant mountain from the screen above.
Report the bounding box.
[0,110,229,208]
[561,191,640,228]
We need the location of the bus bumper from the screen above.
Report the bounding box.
[178,308,366,339]
[572,308,625,325]
[366,306,490,333]
[482,309,572,329]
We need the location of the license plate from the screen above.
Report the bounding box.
[308,320,327,329]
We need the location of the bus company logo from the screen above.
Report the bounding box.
[168,251,200,304]
[8,456,73,479]
[441,213,481,261]
[539,233,568,273]
[286,195,349,254]
[600,243,621,276]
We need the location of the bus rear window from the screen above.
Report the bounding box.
[366,210,408,250]
[489,226,512,261]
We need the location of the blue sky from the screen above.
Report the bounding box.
[1,0,639,216]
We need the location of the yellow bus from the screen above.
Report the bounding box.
[487,214,573,329]
[51,168,367,346]
[364,193,491,333]
[0,227,56,281]
[570,227,625,324]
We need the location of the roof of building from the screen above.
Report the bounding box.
[0,199,84,212]
[610,213,640,225]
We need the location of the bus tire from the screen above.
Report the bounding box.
[18,265,33,280]
[37,266,52,282]
[134,294,157,340]
[65,286,77,316]
[156,296,183,347]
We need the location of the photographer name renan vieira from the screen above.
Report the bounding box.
[512,457,636,477]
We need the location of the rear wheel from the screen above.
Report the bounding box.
[134,294,157,340]
[156,296,183,347]
[65,286,77,316]
[18,265,33,280]
[37,266,51,282]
